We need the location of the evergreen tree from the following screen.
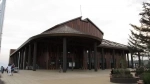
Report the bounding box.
[128,2,150,65]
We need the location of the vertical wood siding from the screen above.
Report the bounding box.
[66,18,103,39]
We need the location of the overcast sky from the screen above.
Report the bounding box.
[0,0,149,67]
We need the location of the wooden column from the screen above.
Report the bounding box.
[15,53,16,67]
[84,49,88,70]
[101,48,104,70]
[25,47,28,69]
[23,47,27,69]
[11,56,13,64]
[112,49,115,68]
[127,53,129,68]
[13,56,15,64]
[12,55,14,65]
[20,51,22,69]
[131,53,133,68]
[14,56,16,64]
[46,45,49,70]
[63,38,67,72]
[94,42,97,71]
[33,42,37,71]
[21,50,23,69]
[72,52,74,71]
[23,49,25,70]
[18,52,20,68]
[56,47,59,69]
[16,53,18,67]
[22,49,24,69]
[28,44,31,69]
[88,49,91,70]
[20,50,23,69]
[13,55,15,65]
[83,49,85,69]
[97,52,99,69]
[15,54,18,67]
[18,52,20,67]
[11,55,14,64]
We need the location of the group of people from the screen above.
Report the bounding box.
[1,63,15,76]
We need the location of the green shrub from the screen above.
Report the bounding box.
[124,69,130,74]
[145,61,150,69]
[111,69,133,78]
[136,67,144,75]
[113,69,120,74]
[145,69,150,73]
[119,69,123,74]
[141,73,150,84]
[112,69,130,74]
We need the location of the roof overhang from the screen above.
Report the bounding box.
[10,33,103,56]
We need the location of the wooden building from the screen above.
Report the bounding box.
[9,17,133,72]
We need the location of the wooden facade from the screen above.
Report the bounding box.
[9,17,132,72]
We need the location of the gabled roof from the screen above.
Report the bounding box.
[42,16,82,34]
[42,16,104,35]
[42,25,85,34]
[83,18,104,35]
[99,39,128,50]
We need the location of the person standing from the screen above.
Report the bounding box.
[7,64,12,76]
[1,66,4,74]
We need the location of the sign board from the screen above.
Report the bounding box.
[69,62,75,67]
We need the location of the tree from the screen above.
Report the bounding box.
[128,2,150,66]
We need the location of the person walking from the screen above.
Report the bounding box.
[7,64,12,76]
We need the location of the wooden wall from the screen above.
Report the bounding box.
[66,18,103,39]
[97,49,127,69]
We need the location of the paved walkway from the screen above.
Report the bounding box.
[0,69,134,84]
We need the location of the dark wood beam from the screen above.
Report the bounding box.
[112,49,115,68]
[101,48,104,70]
[33,42,37,71]
[28,44,31,70]
[63,38,67,72]
[88,49,91,70]
[94,42,97,71]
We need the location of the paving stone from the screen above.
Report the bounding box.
[0,69,133,84]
